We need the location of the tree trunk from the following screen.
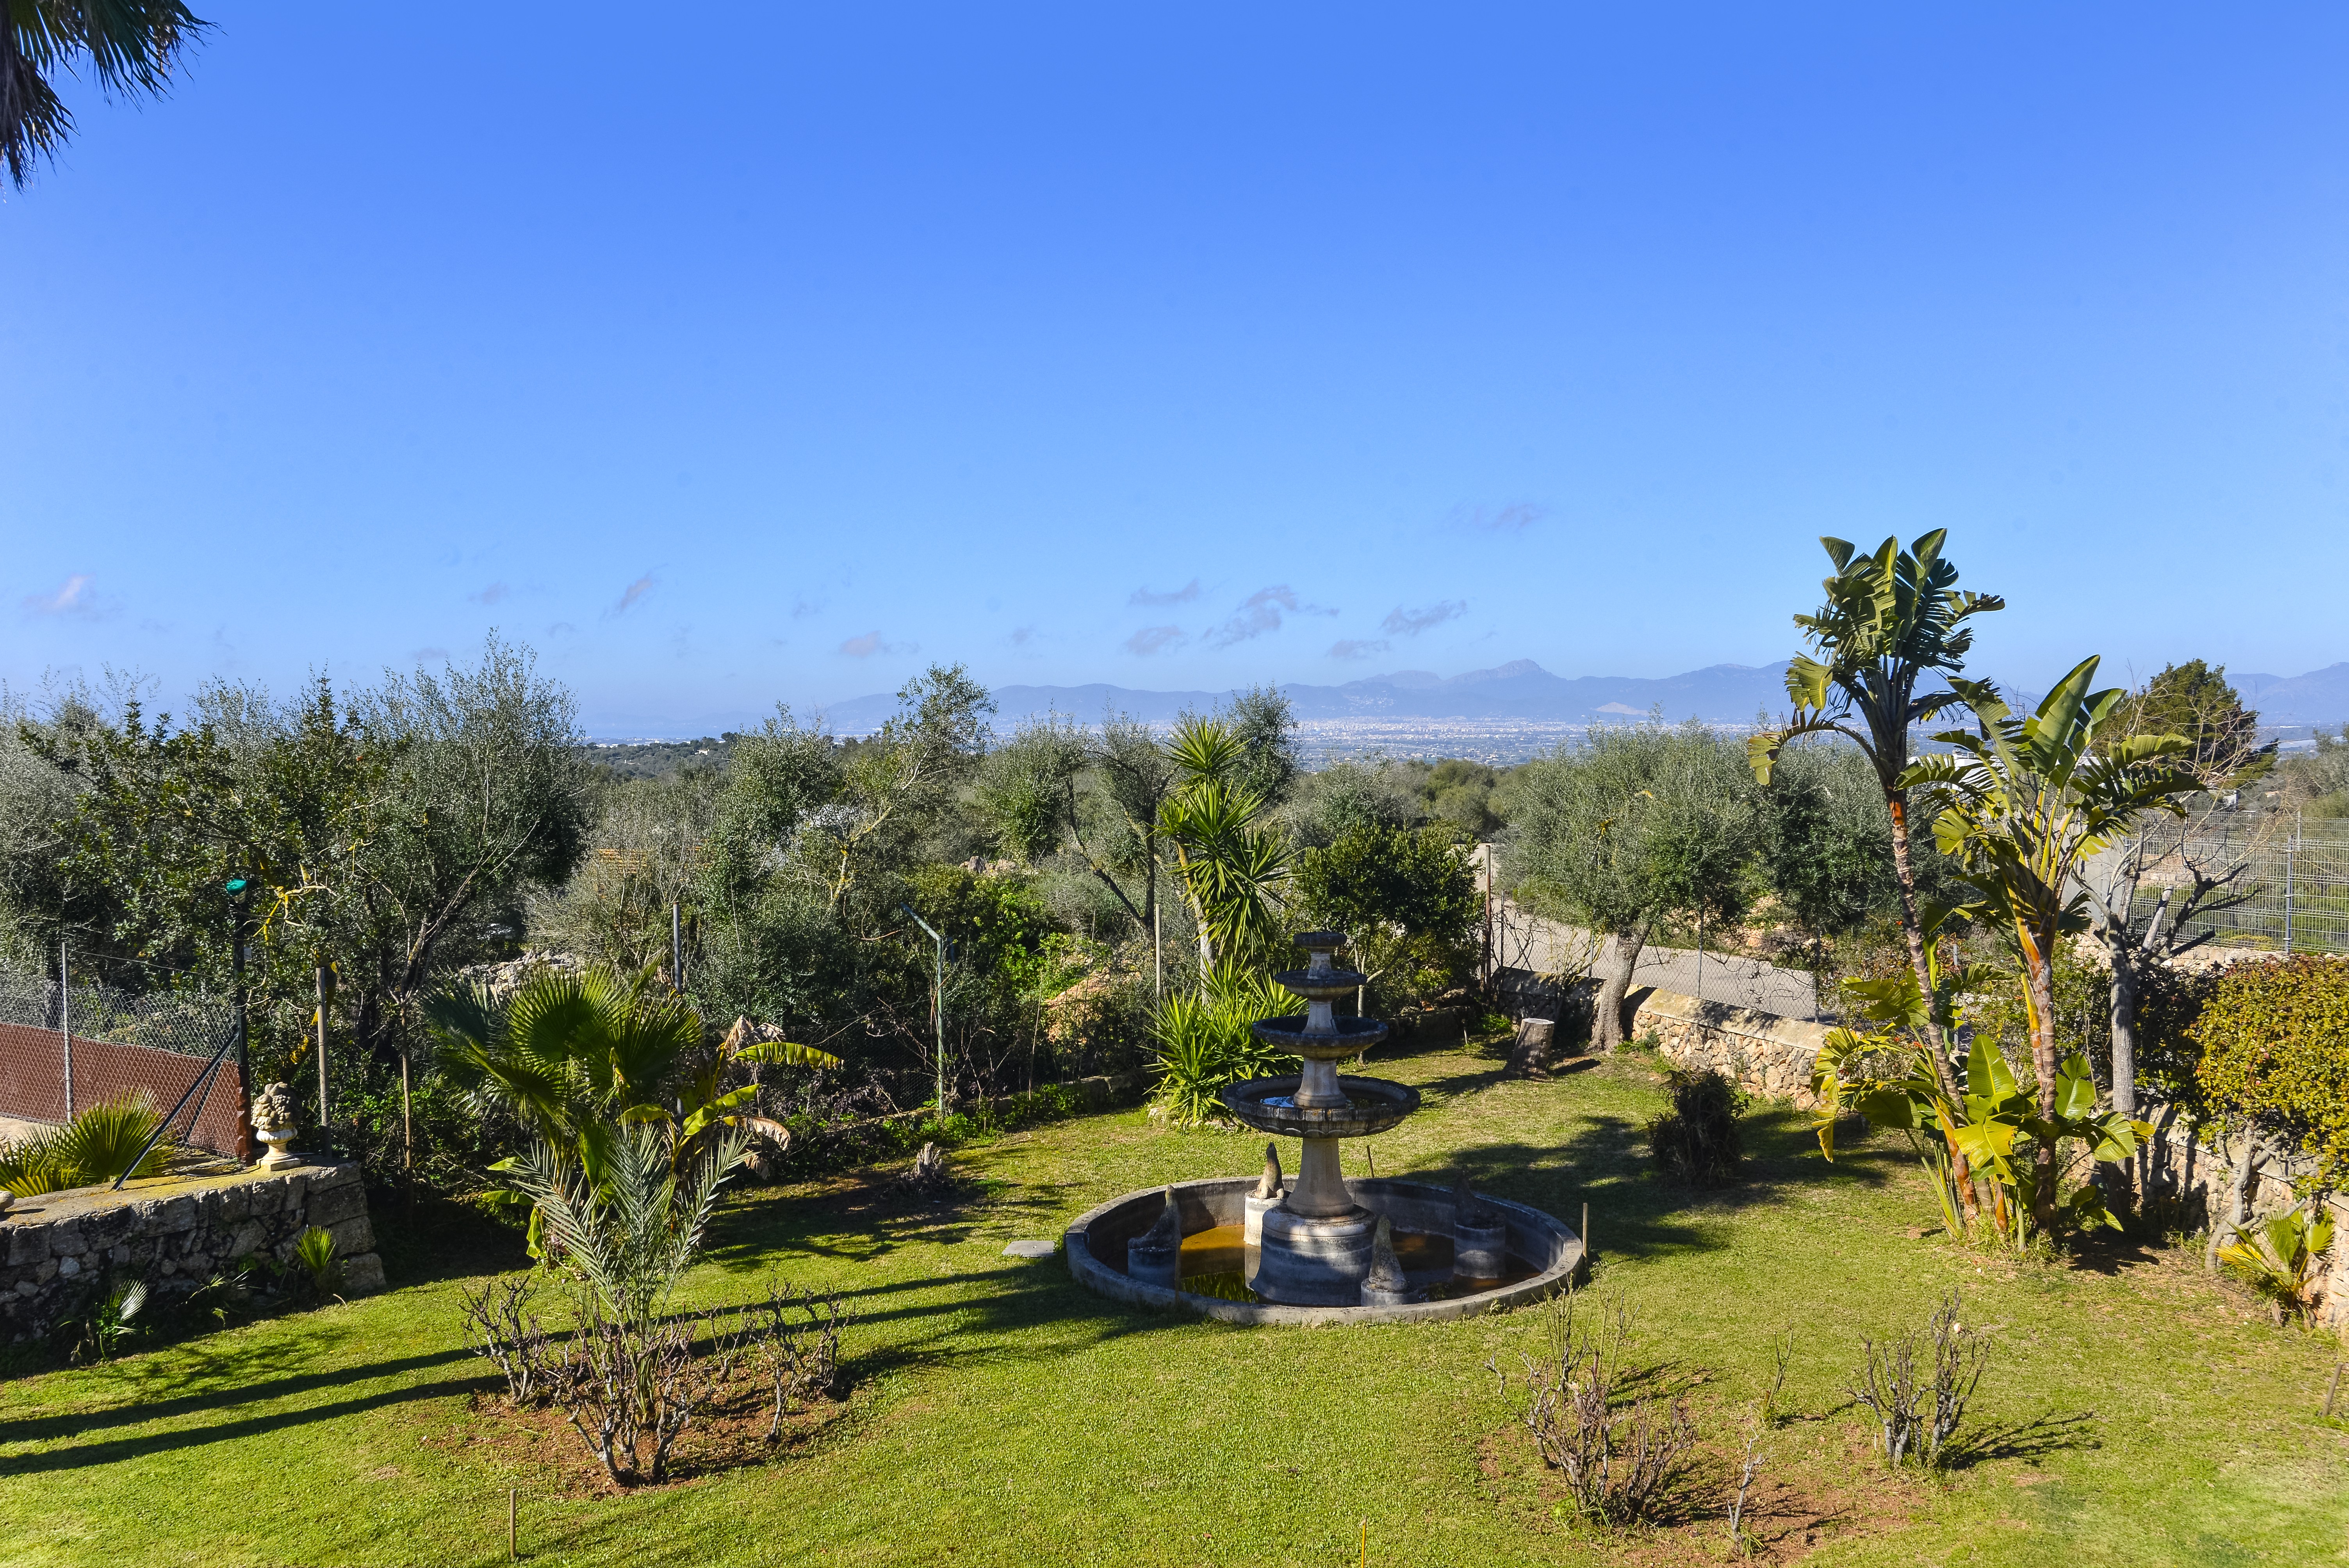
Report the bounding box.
[2101,949,2142,1212]
[2207,1121,2261,1271]
[1590,927,1645,1053]
[2019,923,2063,1237]
[1886,790,1984,1228]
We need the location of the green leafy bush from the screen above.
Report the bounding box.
[2192,955,2349,1186]
[1644,1067,1747,1186]
[291,1226,345,1301]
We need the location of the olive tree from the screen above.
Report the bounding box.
[1506,722,1759,1051]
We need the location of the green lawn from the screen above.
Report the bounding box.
[3,1031,2343,1567]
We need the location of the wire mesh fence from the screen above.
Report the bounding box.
[0,952,243,1153]
[2111,813,2349,956]
[0,958,236,1061]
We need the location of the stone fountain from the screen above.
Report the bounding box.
[1060,930,1584,1324]
[1217,932,1420,1305]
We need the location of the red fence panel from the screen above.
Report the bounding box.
[0,1021,247,1159]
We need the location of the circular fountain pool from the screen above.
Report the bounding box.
[1063,1176,1583,1327]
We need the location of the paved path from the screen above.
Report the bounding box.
[1490,900,1831,1021]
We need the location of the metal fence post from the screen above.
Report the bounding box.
[59,935,72,1120]
[2284,833,2296,955]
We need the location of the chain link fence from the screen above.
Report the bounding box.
[2111,813,2349,956]
[0,951,242,1153]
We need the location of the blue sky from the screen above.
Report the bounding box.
[7,4,2349,735]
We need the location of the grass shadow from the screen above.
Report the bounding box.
[1941,1409,2101,1470]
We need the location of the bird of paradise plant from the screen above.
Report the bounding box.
[1812,918,2150,1247]
[1901,656,2198,1232]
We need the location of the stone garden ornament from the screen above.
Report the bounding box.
[251,1082,302,1169]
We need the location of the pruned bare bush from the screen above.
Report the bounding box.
[1487,1288,1698,1525]
[750,1280,853,1441]
[546,1293,711,1486]
[1850,1289,1990,1468]
[1726,1412,1766,1556]
[459,1273,551,1406]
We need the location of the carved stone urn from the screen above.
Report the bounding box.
[250,1082,302,1169]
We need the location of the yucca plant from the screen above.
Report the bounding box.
[2217,1206,2336,1327]
[292,1225,346,1301]
[1146,968,1289,1127]
[0,1094,171,1196]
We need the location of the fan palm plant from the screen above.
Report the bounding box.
[4,0,208,187]
[425,964,835,1233]
[2216,1205,2336,1326]
[0,1093,171,1196]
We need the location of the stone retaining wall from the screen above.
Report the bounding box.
[1628,986,1832,1106]
[0,1158,385,1338]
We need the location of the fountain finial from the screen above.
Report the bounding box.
[1138,1186,1180,1249]
[1365,1215,1406,1292]
[1452,1171,1493,1226]
[1254,1142,1282,1199]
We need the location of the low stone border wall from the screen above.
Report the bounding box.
[0,1157,385,1338]
[1622,985,2347,1329]
[1628,986,1831,1107]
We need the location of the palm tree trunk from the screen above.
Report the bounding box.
[2018,921,2062,1236]
[1886,790,1984,1228]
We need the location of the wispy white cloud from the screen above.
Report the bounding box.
[840,630,914,658]
[1449,502,1546,535]
[1205,585,1335,648]
[21,574,111,620]
[469,581,510,606]
[609,573,656,617]
[1329,638,1390,660]
[1125,625,1184,656]
[1380,599,1467,637]
[1130,579,1201,607]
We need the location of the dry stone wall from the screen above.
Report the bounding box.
[0,1158,385,1338]
[1627,986,1831,1106]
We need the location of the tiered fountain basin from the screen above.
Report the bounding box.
[1063,1175,1582,1327]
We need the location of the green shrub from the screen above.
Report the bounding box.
[291,1226,345,1301]
[2192,955,2349,1186]
[1644,1067,1746,1186]
[1146,968,1289,1127]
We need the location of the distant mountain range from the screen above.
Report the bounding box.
[818,659,1800,732]
[812,658,2349,735]
[2231,665,2349,729]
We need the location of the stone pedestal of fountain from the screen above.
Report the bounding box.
[1219,932,1419,1308]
